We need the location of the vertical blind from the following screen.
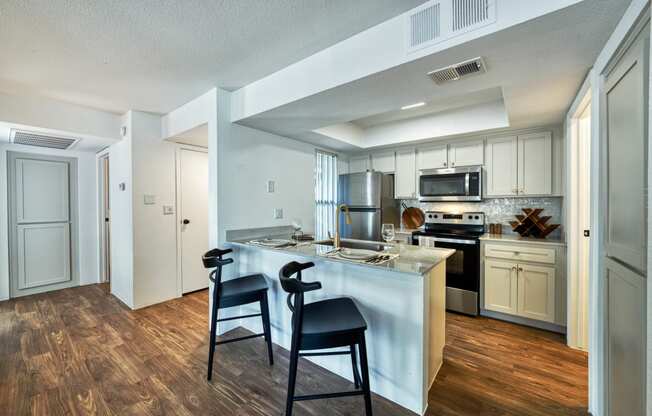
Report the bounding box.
[314,150,338,240]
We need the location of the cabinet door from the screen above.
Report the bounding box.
[516,263,555,323]
[485,136,518,196]
[371,151,395,173]
[349,155,369,173]
[395,149,416,199]
[517,132,552,195]
[449,140,484,167]
[484,259,518,315]
[605,257,645,416]
[417,144,448,170]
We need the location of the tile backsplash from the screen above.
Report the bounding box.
[401,197,564,238]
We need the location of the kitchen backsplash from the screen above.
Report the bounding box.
[400,197,564,238]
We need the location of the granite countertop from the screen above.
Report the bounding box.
[227,234,454,276]
[479,233,566,246]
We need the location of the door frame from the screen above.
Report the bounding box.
[96,149,110,285]
[7,151,79,297]
[175,143,208,297]
[565,81,592,351]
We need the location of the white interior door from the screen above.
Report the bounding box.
[602,24,648,416]
[179,148,209,294]
[9,153,78,297]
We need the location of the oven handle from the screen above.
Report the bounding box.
[421,236,478,245]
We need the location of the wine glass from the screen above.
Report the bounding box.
[381,223,395,245]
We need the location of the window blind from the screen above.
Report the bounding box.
[314,150,338,240]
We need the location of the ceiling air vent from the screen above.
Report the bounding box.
[409,2,441,48]
[452,0,490,32]
[10,129,79,150]
[427,57,486,85]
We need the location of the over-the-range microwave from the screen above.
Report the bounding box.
[418,165,482,202]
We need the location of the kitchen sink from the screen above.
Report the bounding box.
[313,239,387,252]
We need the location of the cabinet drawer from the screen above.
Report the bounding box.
[484,243,555,264]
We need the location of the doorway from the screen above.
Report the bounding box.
[567,92,591,351]
[176,145,209,294]
[7,152,79,297]
[97,152,111,287]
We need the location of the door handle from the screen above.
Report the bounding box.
[182,219,190,225]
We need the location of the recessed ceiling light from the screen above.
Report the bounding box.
[401,102,426,110]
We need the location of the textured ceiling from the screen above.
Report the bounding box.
[0,0,424,114]
[239,0,630,149]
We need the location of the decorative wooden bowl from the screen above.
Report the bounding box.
[509,208,559,238]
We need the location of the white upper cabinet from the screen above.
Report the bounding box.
[518,132,552,196]
[348,155,370,173]
[371,151,395,173]
[484,132,553,197]
[485,136,518,197]
[395,149,417,199]
[449,140,484,167]
[417,143,448,170]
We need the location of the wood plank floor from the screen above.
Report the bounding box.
[0,284,588,415]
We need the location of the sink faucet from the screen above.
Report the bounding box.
[334,204,352,249]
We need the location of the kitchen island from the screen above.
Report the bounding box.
[223,227,454,415]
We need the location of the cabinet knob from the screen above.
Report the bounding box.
[443,162,447,167]
[512,266,517,271]
[518,267,523,272]
[451,162,455,167]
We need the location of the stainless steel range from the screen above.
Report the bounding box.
[412,211,485,316]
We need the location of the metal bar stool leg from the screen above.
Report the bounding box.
[350,344,361,389]
[207,285,221,381]
[260,292,274,366]
[358,335,373,416]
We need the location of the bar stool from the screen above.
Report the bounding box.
[203,248,274,380]
[279,261,372,416]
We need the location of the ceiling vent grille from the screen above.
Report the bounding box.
[452,0,490,32]
[409,3,441,48]
[10,130,79,150]
[427,57,486,84]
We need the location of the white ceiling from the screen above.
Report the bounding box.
[0,0,425,115]
[237,0,630,150]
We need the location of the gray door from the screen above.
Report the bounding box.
[8,152,78,298]
[603,23,648,416]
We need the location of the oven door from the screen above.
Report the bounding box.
[418,166,482,202]
[416,235,480,315]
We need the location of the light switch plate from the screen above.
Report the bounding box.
[267,180,275,193]
[163,205,174,215]
[274,208,283,219]
[144,194,156,205]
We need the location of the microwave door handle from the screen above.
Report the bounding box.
[465,173,470,196]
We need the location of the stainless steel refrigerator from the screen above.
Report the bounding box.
[337,171,400,241]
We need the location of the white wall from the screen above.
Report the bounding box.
[0,91,120,143]
[108,110,183,309]
[0,143,99,301]
[216,89,317,246]
[131,112,179,309]
[109,113,134,307]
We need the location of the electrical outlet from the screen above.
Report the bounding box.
[143,194,156,205]
[267,180,275,193]
[163,205,175,215]
[274,208,283,219]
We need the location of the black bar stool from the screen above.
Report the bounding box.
[279,261,372,416]
[203,248,274,380]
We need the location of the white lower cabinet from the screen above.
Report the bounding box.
[517,263,555,322]
[482,241,563,327]
[484,259,518,315]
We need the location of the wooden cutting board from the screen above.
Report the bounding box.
[402,207,425,229]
